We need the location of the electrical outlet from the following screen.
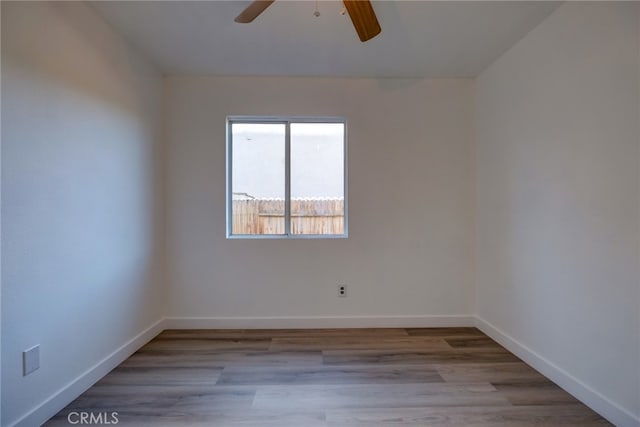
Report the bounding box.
[23,344,40,376]
[338,284,347,297]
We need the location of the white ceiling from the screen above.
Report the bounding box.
[91,1,560,78]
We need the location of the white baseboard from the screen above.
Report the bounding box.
[164,315,475,329]
[10,318,166,427]
[14,315,638,427]
[475,316,640,427]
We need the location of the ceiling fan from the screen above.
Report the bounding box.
[234,0,381,42]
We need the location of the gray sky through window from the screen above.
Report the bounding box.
[232,123,344,199]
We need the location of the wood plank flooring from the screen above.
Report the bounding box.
[45,328,610,426]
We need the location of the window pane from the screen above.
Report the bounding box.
[231,123,285,234]
[290,123,345,235]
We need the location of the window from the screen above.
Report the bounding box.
[227,117,347,238]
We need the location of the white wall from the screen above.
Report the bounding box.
[475,2,640,425]
[1,2,165,425]
[165,76,475,325]
[0,2,3,422]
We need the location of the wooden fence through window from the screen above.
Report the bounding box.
[232,198,344,235]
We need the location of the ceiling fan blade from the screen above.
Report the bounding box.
[234,0,275,23]
[343,0,381,42]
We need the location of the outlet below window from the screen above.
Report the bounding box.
[338,284,347,297]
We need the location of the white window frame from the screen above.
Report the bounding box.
[226,116,348,239]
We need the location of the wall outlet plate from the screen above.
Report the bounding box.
[338,284,347,297]
[23,344,40,376]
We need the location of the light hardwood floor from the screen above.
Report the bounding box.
[45,328,610,426]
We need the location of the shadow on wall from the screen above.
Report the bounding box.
[2,1,156,117]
